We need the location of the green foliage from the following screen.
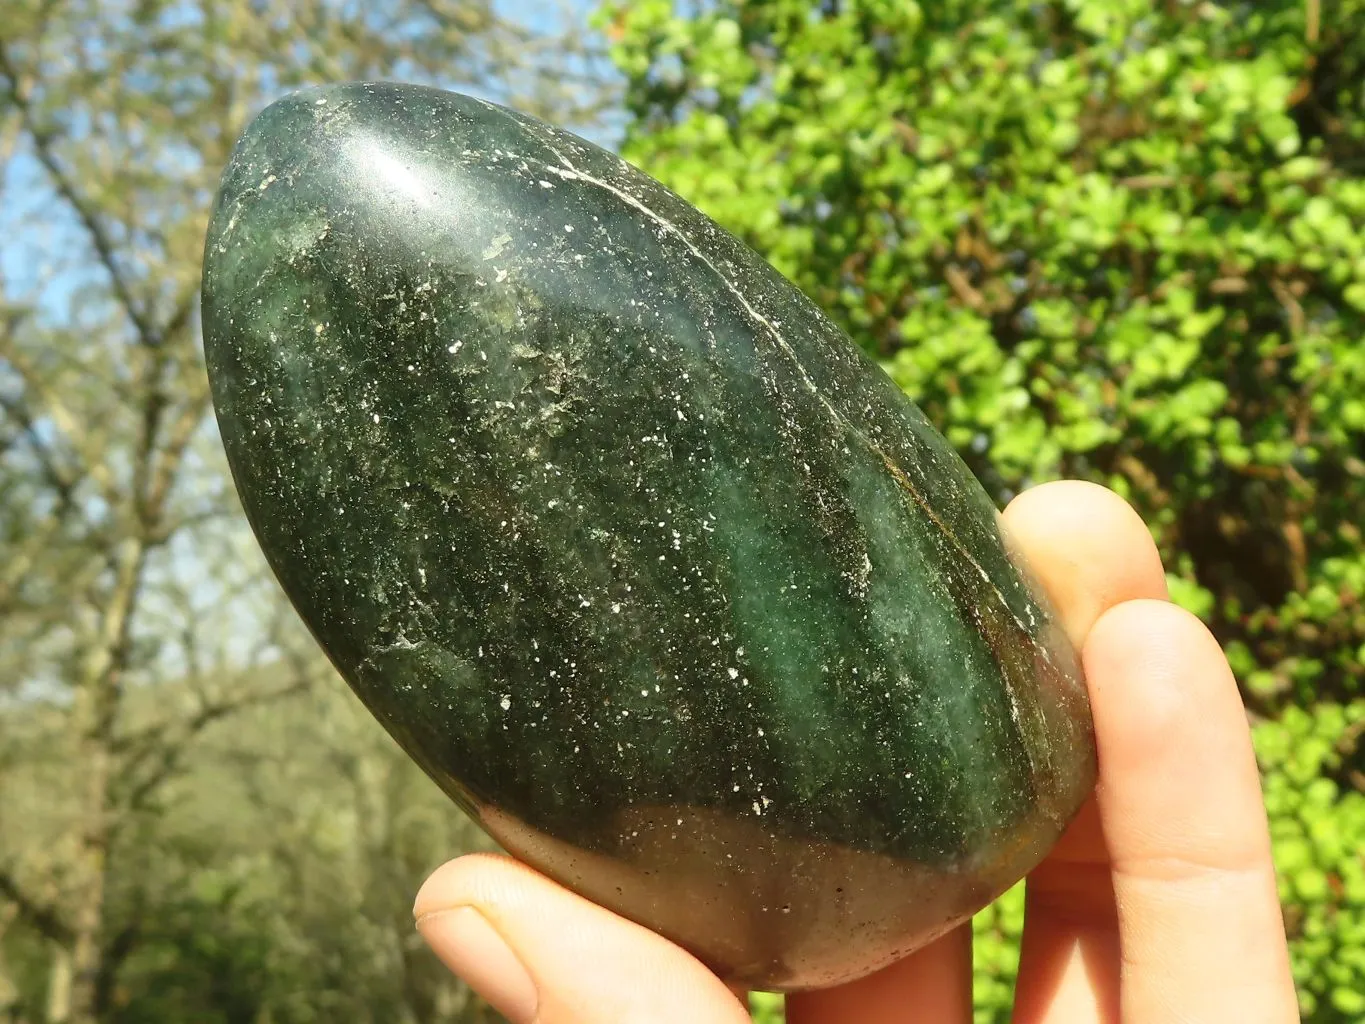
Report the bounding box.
[750,991,785,1023]
[971,882,1025,1022]
[1257,700,1365,1019]
[600,0,1365,1019]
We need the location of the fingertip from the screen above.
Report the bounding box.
[1002,481,1167,649]
[414,851,530,920]
[414,853,751,1024]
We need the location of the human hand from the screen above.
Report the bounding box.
[412,481,1299,1023]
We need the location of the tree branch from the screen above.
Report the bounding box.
[0,512,70,618]
[0,333,115,497]
[112,671,316,817]
[0,45,160,350]
[0,391,78,506]
[92,916,141,1016]
[0,867,71,945]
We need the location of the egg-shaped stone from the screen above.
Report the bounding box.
[201,81,1095,990]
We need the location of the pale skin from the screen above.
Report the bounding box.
[412,481,1301,1023]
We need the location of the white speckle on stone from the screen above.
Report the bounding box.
[500,695,511,711]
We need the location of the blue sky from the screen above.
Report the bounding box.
[1,0,621,314]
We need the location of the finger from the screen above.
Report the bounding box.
[786,923,972,1024]
[1001,480,1169,649]
[1000,480,1168,1024]
[1085,600,1296,1022]
[414,853,752,1024]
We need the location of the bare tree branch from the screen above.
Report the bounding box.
[0,334,115,496]
[0,44,159,350]
[112,670,317,818]
[0,391,78,505]
[0,512,71,616]
[92,917,140,1018]
[0,868,71,945]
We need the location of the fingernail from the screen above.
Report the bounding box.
[417,907,538,1023]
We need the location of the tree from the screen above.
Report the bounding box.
[0,1,610,1020]
[104,682,500,1023]
[599,0,1365,1018]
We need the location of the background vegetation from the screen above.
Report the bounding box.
[2,0,1361,1021]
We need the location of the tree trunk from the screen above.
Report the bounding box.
[64,537,146,1024]
[0,907,21,1022]
[65,765,110,1024]
[44,946,71,1024]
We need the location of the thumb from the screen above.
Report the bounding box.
[415,853,754,1024]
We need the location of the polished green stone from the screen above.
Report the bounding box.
[202,82,1095,990]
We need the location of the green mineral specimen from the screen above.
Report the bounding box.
[202,81,1095,990]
